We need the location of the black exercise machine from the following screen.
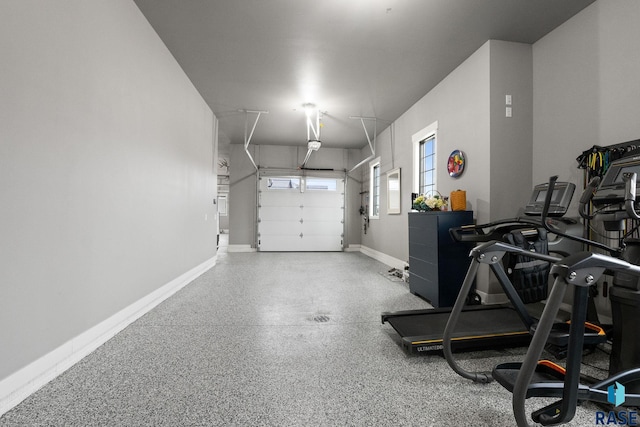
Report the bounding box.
[474,162,640,425]
[494,250,640,426]
[381,181,597,355]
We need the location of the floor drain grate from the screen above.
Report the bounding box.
[312,315,330,323]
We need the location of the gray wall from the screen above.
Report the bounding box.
[532,0,640,204]
[358,122,415,262]
[228,144,259,246]
[360,40,533,263]
[531,0,640,319]
[0,1,216,381]
[359,43,488,263]
[489,41,534,220]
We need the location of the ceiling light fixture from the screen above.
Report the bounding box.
[308,140,321,151]
[303,102,316,118]
[303,103,322,142]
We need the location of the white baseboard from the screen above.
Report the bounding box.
[0,256,216,417]
[227,244,256,253]
[344,244,361,252]
[358,245,406,270]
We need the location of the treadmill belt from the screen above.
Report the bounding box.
[384,306,531,353]
[389,306,527,338]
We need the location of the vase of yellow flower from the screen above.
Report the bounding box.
[412,191,447,211]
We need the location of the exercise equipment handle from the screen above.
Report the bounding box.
[540,176,618,256]
[623,172,640,220]
[541,175,558,223]
[449,218,542,243]
[578,176,601,220]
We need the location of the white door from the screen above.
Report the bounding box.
[258,176,344,251]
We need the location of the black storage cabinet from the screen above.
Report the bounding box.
[408,210,473,308]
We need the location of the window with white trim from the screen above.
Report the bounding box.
[369,157,381,218]
[419,136,436,195]
[412,122,438,196]
[266,177,300,190]
[306,178,337,191]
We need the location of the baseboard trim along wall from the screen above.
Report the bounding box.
[0,255,217,417]
[358,245,406,271]
[227,244,257,253]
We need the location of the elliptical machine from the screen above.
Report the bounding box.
[491,166,640,426]
[443,177,611,384]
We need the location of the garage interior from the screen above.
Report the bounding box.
[2,1,640,425]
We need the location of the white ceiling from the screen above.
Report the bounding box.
[133,0,595,155]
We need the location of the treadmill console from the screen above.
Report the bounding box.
[592,155,640,207]
[524,181,575,217]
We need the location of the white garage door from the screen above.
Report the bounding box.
[258,175,345,251]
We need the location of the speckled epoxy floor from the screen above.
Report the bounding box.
[0,246,612,426]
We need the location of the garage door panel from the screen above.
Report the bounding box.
[302,221,343,235]
[259,235,304,252]
[299,236,343,251]
[259,191,302,207]
[303,207,344,221]
[260,220,302,235]
[260,206,303,221]
[303,192,343,207]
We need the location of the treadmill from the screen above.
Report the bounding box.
[381,181,581,355]
[381,304,534,354]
